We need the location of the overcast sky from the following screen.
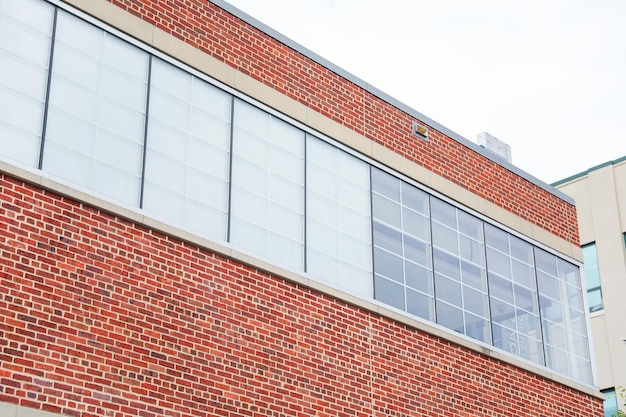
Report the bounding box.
[224,0,625,184]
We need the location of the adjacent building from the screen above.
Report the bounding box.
[0,0,603,415]
[555,157,626,417]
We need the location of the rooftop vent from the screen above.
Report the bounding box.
[477,132,512,163]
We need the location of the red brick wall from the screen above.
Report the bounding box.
[0,174,601,416]
[101,0,580,245]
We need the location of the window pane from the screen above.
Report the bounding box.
[582,242,603,312]
[230,100,304,270]
[0,0,54,166]
[375,276,404,310]
[407,289,433,321]
[43,11,148,206]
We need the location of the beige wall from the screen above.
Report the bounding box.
[557,159,626,395]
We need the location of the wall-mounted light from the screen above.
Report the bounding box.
[412,121,429,141]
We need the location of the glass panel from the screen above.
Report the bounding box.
[373,222,402,255]
[431,198,456,228]
[463,286,489,317]
[432,222,458,255]
[404,235,430,266]
[602,388,618,417]
[0,0,54,166]
[493,323,518,354]
[400,182,428,215]
[230,100,304,270]
[371,167,400,201]
[407,289,433,321]
[403,207,429,240]
[43,11,148,206]
[375,276,404,310]
[535,247,558,276]
[582,243,603,312]
[465,312,490,343]
[433,248,460,281]
[372,194,401,228]
[459,235,484,264]
[486,247,511,279]
[405,261,432,294]
[435,274,462,306]
[436,302,464,333]
[374,248,403,283]
[457,211,483,241]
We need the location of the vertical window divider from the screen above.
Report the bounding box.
[38,6,58,170]
[532,247,548,366]
[303,134,308,272]
[369,166,377,299]
[399,186,408,314]
[138,55,153,208]
[226,97,236,243]
[481,223,495,346]
[428,195,438,323]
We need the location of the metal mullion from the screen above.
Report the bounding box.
[481,223,495,346]
[427,195,437,323]
[303,134,308,272]
[38,7,58,170]
[369,166,376,300]
[226,96,235,243]
[138,55,153,208]
[531,247,548,367]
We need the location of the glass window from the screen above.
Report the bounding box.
[43,11,148,206]
[485,224,543,365]
[432,198,490,343]
[536,247,592,382]
[230,99,304,270]
[582,242,603,312]
[0,0,54,167]
[143,58,231,241]
[372,168,434,321]
[306,135,372,296]
[602,388,619,417]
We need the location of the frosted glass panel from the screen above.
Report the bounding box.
[230,100,304,270]
[306,135,371,293]
[143,58,230,241]
[0,0,54,166]
[43,11,148,206]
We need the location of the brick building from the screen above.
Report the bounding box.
[0,0,602,416]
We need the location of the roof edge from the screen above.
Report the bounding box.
[552,156,626,187]
[212,0,575,206]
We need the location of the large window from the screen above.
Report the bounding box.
[43,10,149,206]
[582,242,603,312]
[0,0,594,385]
[306,136,372,297]
[536,248,590,382]
[431,198,490,343]
[230,99,305,270]
[143,58,231,241]
[486,224,543,365]
[372,168,433,321]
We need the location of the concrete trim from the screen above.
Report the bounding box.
[0,161,598,396]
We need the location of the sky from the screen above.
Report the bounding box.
[224,0,625,184]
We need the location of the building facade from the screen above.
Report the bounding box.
[555,157,626,416]
[0,0,602,416]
